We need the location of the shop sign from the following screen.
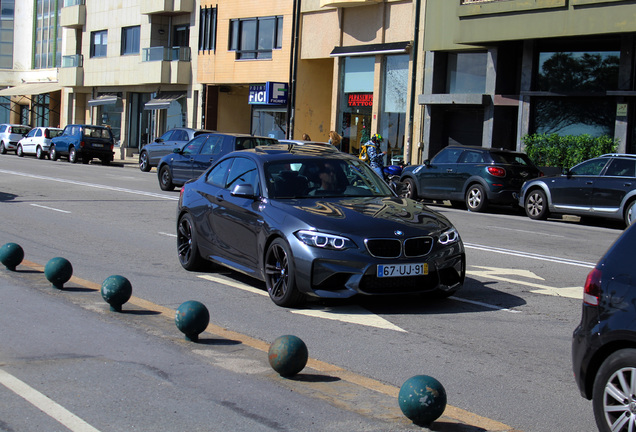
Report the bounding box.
[348,93,373,107]
[249,82,288,105]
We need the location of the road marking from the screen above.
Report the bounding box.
[464,243,595,268]
[198,274,407,332]
[0,368,101,432]
[467,265,582,299]
[485,226,565,238]
[30,203,71,214]
[0,169,177,200]
[450,296,522,313]
[158,232,177,238]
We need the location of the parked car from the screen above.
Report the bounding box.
[49,124,115,165]
[157,133,278,191]
[519,154,636,227]
[176,144,465,307]
[139,128,214,172]
[0,124,32,154]
[16,127,63,159]
[400,145,543,212]
[572,222,636,432]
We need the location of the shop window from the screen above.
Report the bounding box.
[90,30,107,58]
[339,56,375,155]
[381,55,409,163]
[121,26,140,55]
[446,52,487,94]
[531,97,615,137]
[536,50,619,92]
[199,6,216,52]
[228,16,283,60]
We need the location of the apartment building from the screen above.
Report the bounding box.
[58,0,201,158]
[417,0,636,163]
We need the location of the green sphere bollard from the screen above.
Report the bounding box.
[0,243,24,271]
[44,257,73,289]
[398,375,447,426]
[101,275,132,312]
[268,335,308,378]
[175,300,209,342]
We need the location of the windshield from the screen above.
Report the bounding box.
[265,158,392,199]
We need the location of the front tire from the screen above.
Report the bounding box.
[465,184,488,212]
[402,178,418,200]
[177,213,205,271]
[265,238,304,307]
[69,147,78,163]
[49,145,58,161]
[16,145,23,157]
[159,165,175,191]
[139,151,151,172]
[593,349,636,432]
[524,189,549,220]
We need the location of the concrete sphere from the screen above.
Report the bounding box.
[0,243,24,271]
[268,335,308,377]
[398,375,447,426]
[44,257,73,289]
[175,300,209,342]
[101,275,132,312]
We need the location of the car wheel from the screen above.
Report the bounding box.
[0,141,6,154]
[177,213,205,271]
[36,146,44,159]
[624,201,636,227]
[159,165,175,191]
[49,145,58,161]
[16,145,23,157]
[69,147,78,163]
[139,151,151,172]
[592,349,636,432]
[525,189,549,220]
[264,238,304,307]
[402,178,417,199]
[465,184,488,212]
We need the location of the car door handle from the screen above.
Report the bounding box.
[625,183,632,187]
[446,169,453,173]
[216,194,224,202]
[209,158,214,162]
[586,181,593,185]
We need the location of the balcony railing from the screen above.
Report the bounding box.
[141,46,191,62]
[62,54,83,68]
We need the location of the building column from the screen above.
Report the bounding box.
[614,35,633,154]
[419,50,435,162]
[482,48,497,148]
[517,40,534,152]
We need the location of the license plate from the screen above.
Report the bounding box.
[92,143,103,148]
[377,263,428,278]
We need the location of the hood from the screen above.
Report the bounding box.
[271,196,452,236]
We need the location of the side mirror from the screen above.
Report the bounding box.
[231,184,257,199]
[155,138,164,143]
[424,159,431,167]
[173,147,181,154]
[562,167,572,177]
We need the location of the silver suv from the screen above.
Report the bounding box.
[0,124,32,154]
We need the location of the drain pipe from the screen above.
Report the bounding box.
[287,0,301,139]
[406,0,422,165]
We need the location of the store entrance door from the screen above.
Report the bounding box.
[341,110,371,156]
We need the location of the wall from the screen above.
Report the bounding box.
[216,86,251,133]
[294,58,334,141]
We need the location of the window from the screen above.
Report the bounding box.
[173,25,189,48]
[570,158,609,176]
[228,16,283,60]
[182,135,208,156]
[34,0,61,69]
[0,0,14,69]
[121,26,140,55]
[226,158,259,194]
[90,30,107,58]
[446,52,487,94]
[536,50,619,92]
[199,6,216,52]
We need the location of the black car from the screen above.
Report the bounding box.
[176,144,466,307]
[138,127,214,172]
[519,154,636,227]
[157,133,278,191]
[401,145,542,212]
[572,222,636,432]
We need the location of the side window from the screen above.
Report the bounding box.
[182,135,208,156]
[175,130,189,141]
[200,136,223,155]
[570,159,608,176]
[34,129,42,137]
[458,151,484,164]
[0,125,5,132]
[226,158,259,194]
[432,148,462,164]
[206,158,233,187]
[26,129,36,137]
[605,158,636,177]
[159,130,174,141]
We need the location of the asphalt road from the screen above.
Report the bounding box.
[0,154,623,431]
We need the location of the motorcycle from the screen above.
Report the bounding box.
[382,164,405,195]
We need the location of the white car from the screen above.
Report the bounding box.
[16,127,63,159]
[0,124,31,154]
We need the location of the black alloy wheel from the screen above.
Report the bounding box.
[159,165,175,191]
[177,213,204,271]
[264,238,303,307]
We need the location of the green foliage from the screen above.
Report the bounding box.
[522,134,619,169]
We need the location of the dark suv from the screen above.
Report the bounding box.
[400,145,542,212]
[572,223,636,432]
[50,124,115,165]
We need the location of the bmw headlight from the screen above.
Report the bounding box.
[295,230,355,250]
[439,227,460,245]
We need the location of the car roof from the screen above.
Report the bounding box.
[599,153,636,159]
[229,143,347,162]
[443,144,527,155]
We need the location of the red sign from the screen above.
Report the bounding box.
[348,93,373,107]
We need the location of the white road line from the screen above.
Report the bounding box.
[450,296,521,313]
[484,226,565,238]
[0,169,177,201]
[30,203,71,214]
[0,368,101,432]
[158,232,177,238]
[464,242,596,268]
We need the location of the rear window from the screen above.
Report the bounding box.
[490,152,535,167]
[46,129,63,139]
[11,126,30,135]
[83,127,112,139]
[236,137,278,150]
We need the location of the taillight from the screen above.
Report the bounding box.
[7,126,11,133]
[487,166,506,177]
[583,268,602,306]
[80,141,85,148]
[44,129,50,139]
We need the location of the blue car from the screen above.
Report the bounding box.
[157,133,277,191]
[50,124,115,165]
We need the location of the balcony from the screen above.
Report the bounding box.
[320,0,382,7]
[60,0,86,28]
[141,0,194,15]
[59,54,84,87]
[140,47,191,84]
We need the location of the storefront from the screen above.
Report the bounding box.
[249,82,289,139]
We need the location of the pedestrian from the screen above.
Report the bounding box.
[328,131,341,148]
[302,133,311,141]
[363,134,385,178]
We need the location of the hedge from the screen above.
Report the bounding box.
[521,133,619,169]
